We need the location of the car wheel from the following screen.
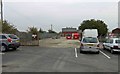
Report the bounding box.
[1,45,7,52]
[110,49,114,54]
[13,47,17,50]
[96,51,99,54]
[103,45,106,50]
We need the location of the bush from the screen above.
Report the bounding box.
[99,38,107,43]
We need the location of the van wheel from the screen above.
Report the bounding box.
[1,45,7,52]
[80,49,83,53]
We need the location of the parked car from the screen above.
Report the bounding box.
[80,37,100,54]
[66,34,72,39]
[103,38,120,54]
[66,36,72,39]
[72,33,79,39]
[0,34,20,52]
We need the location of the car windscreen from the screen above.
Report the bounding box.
[83,37,98,43]
[8,35,18,39]
[115,40,120,44]
[66,34,72,36]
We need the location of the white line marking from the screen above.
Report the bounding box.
[0,53,5,55]
[100,50,111,59]
[75,48,78,58]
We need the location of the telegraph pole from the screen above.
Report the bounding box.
[1,0,3,21]
[118,1,120,38]
[1,0,3,25]
[51,24,53,31]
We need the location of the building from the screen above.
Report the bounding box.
[109,28,120,38]
[62,27,78,37]
[62,27,82,39]
[112,28,120,34]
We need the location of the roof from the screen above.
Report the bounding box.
[112,28,120,34]
[62,28,77,32]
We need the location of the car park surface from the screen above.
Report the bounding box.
[2,47,119,72]
[2,37,119,72]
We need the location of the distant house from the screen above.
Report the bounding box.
[112,28,120,34]
[111,28,120,37]
[62,27,78,37]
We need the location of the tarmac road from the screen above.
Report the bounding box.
[2,46,119,72]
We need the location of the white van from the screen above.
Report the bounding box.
[83,29,98,37]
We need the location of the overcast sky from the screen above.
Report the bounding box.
[3,0,119,32]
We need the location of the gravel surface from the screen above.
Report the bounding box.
[39,37,80,48]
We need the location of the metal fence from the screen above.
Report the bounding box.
[15,32,57,46]
[16,32,32,41]
[16,32,39,46]
[39,33,57,39]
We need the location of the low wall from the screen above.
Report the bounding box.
[20,40,39,46]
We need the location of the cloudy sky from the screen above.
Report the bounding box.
[3,0,119,32]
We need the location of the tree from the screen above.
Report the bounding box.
[27,26,39,34]
[0,20,18,34]
[78,19,108,36]
[39,28,44,33]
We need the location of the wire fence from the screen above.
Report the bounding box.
[15,32,58,46]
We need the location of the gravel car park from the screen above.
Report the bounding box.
[0,34,20,52]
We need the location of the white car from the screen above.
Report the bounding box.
[103,38,120,53]
[80,37,100,54]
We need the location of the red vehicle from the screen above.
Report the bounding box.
[73,33,79,39]
[66,34,72,39]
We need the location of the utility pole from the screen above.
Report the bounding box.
[0,0,3,33]
[51,24,53,31]
[1,0,3,23]
[118,1,120,28]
